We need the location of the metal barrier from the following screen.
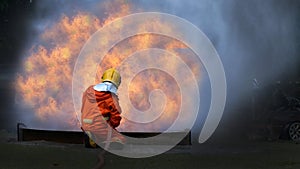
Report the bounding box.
[17,123,191,145]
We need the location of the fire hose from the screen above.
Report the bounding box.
[92,124,112,169]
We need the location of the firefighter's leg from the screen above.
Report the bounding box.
[84,131,98,148]
[109,128,125,149]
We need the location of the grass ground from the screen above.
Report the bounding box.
[0,140,299,169]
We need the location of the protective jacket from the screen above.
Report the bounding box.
[81,84,124,143]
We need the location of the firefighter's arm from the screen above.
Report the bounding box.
[108,94,122,128]
[109,108,121,128]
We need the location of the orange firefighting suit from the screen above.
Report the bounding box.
[81,85,124,144]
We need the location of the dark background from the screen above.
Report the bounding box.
[0,0,34,130]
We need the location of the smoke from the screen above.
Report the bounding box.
[223,0,299,87]
[151,4,297,93]
[143,0,300,101]
[151,0,300,138]
[16,0,300,134]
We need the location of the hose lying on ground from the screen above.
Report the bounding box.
[92,126,112,169]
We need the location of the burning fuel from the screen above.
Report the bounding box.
[16,1,202,131]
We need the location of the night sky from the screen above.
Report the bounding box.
[0,0,300,136]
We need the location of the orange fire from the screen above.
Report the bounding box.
[16,1,201,131]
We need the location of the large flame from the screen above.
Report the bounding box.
[16,1,201,131]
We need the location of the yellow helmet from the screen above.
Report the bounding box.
[101,68,121,88]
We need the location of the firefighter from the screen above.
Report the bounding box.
[81,68,125,148]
